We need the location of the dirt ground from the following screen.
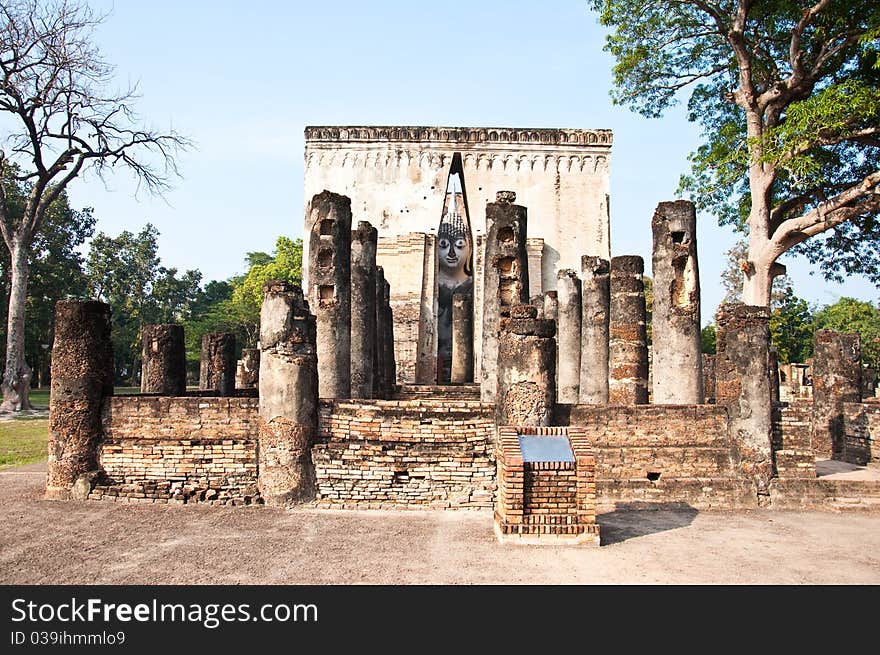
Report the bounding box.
[2,463,879,585]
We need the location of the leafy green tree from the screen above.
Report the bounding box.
[591,0,880,307]
[701,324,717,354]
[0,0,188,409]
[814,297,880,367]
[86,224,201,384]
[180,238,302,381]
[769,285,814,363]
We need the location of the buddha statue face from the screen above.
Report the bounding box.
[438,219,472,283]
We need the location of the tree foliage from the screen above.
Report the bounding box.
[86,224,200,384]
[590,0,880,305]
[814,297,880,368]
[181,237,303,379]
[769,284,814,363]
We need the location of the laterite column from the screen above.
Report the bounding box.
[608,256,648,404]
[812,330,861,459]
[307,190,352,399]
[141,324,186,395]
[199,332,236,396]
[451,292,474,384]
[350,220,377,398]
[258,281,319,505]
[496,304,556,427]
[46,300,113,500]
[556,269,581,404]
[579,256,610,404]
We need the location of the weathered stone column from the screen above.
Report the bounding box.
[141,324,186,396]
[556,269,581,404]
[812,330,862,459]
[307,190,352,399]
[350,220,377,398]
[235,348,260,389]
[451,292,474,383]
[608,256,648,404]
[373,266,387,398]
[715,303,773,499]
[651,200,703,404]
[481,191,529,403]
[543,291,558,322]
[258,281,318,506]
[579,256,610,404]
[496,304,556,426]
[382,277,396,394]
[199,332,236,396]
[46,300,113,500]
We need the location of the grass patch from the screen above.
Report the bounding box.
[0,418,48,469]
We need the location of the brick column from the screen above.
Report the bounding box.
[812,330,861,459]
[199,332,236,396]
[140,324,186,396]
[556,269,581,404]
[608,256,648,404]
[496,304,555,426]
[46,300,113,500]
[715,303,773,498]
[651,200,703,404]
[579,256,610,404]
[258,281,318,505]
[307,190,352,399]
[350,220,377,398]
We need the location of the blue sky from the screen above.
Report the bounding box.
[63,0,877,323]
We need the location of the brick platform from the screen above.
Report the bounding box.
[494,426,600,546]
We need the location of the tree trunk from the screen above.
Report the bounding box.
[2,244,34,411]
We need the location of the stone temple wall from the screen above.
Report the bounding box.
[303,126,611,384]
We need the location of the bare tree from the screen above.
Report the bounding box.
[0,0,189,410]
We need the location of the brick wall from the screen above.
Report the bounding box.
[312,399,496,508]
[772,400,816,478]
[567,404,757,509]
[90,396,260,505]
[843,400,880,467]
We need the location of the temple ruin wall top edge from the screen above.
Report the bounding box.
[304,126,613,148]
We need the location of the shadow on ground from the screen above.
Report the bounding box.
[597,502,699,546]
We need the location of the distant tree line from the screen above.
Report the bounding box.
[0,194,302,387]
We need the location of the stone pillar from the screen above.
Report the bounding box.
[199,332,236,396]
[812,330,862,459]
[651,200,703,404]
[307,190,352,399]
[543,291,558,322]
[258,281,318,506]
[140,324,186,396]
[350,221,377,398]
[451,292,474,384]
[236,348,260,389]
[481,191,529,403]
[702,353,717,404]
[383,277,396,394]
[608,256,648,404]
[496,304,556,426]
[373,266,387,398]
[715,303,773,498]
[556,269,581,404]
[46,300,113,500]
[579,256,610,404]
